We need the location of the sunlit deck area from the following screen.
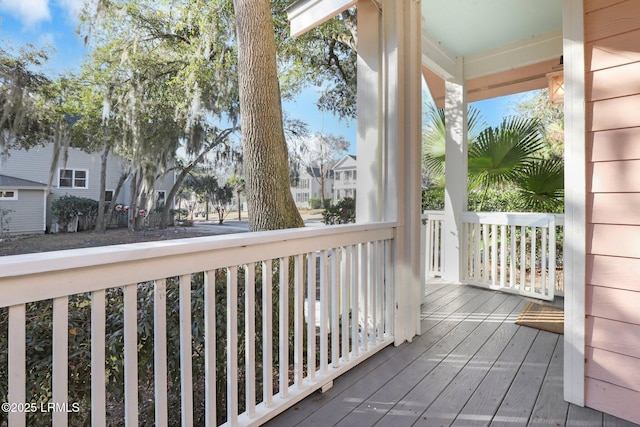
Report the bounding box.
[267,281,638,427]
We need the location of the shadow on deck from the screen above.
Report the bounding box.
[266,281,639,427]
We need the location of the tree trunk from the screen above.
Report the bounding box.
[107,170,129,228]
[158,129,234,229]
[95,145,110,233]
[128,169,144,231]
[232,0,303,232]
[237,190,241,220]
[159,165,194,229]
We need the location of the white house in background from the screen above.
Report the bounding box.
[290,166,333,208]
[332,154,357,203]
[0,143,175,234]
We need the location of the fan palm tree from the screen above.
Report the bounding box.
[422,104,486,186]
[513,157,564,212]
[468,116,545,209]
[422,108,564,212]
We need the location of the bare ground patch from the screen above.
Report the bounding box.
[0,224,243,256]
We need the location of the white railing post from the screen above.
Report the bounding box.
[154,279,168,427]
[91,290,106,427]
[204,270,216,426]
[294,255,305,387]
[279,258,289,398]
[123,283,138,427]
[52,296,68,427]
[262,260,274,407]
[245,263,257,415]
[8,305,26,427]
[306,253,316,381]
[420,214,427,303]
[179,274,193,427]
[227,267,238,425]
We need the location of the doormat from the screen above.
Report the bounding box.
[515,302,564,335]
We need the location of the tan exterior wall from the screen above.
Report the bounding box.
[584,0,640,423]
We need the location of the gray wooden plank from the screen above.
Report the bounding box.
[270,285,640,427]
[377,296,523,427]
[332,292,510,427]
[424,279,457,295]
[490,331,559,427]
[420,287,489,331]
[265,285,489,426]
[604,413,640,427]
[566,404,603,426]
[296,291,501,427]
[262,344,399,426]
[413,297,526,427]
[451,326,539,427]
[528,337,569,426]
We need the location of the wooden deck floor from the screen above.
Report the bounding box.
[266,282,640,427]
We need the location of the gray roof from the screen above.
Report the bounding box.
[0,174,47,189]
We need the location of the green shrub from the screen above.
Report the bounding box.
[322,197,355,225]
[422,187,445,211]
[309,198,322,209]
[422,187,546,213]
[51,195,99,231]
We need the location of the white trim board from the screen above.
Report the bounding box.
[562,0,586,407]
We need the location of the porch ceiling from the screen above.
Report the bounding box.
[287,0,564,104]
[422,0,563,104]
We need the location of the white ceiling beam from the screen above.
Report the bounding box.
[463,30,563,80]
[287,0,357,37]
[421,31,458,81]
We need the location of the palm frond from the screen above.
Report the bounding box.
[514,157,564,212]
[468,116,544,189]
[422,104,486,179]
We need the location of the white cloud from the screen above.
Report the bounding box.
[37,32,56,48]
[0,0,51,27]
[56,0,86,22]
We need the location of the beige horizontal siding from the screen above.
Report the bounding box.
[585,0,640,422]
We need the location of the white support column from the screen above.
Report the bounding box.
[443,59,468,283]
[355,0,422,344]
[356,0,382,223]
[563,0,586,407]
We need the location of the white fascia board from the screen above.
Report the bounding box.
[421,32,458,81]
[463,30,563,80]
[287,0,357,37]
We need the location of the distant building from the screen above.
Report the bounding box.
[290,166,334,208]
[332,154,357,203]
[0,143,174,234]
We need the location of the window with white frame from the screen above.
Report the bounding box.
[155,190,166,209]
[0,190,18,200]
[298,179,309,189]
[335,172,341,180]
[59,169,88,189]
[296,192,309,203]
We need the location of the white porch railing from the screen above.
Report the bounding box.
[422,211,564,298]
[421,211,445,278]
[0,223,396,426]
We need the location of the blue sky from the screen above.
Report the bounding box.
[1,1,530,156]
